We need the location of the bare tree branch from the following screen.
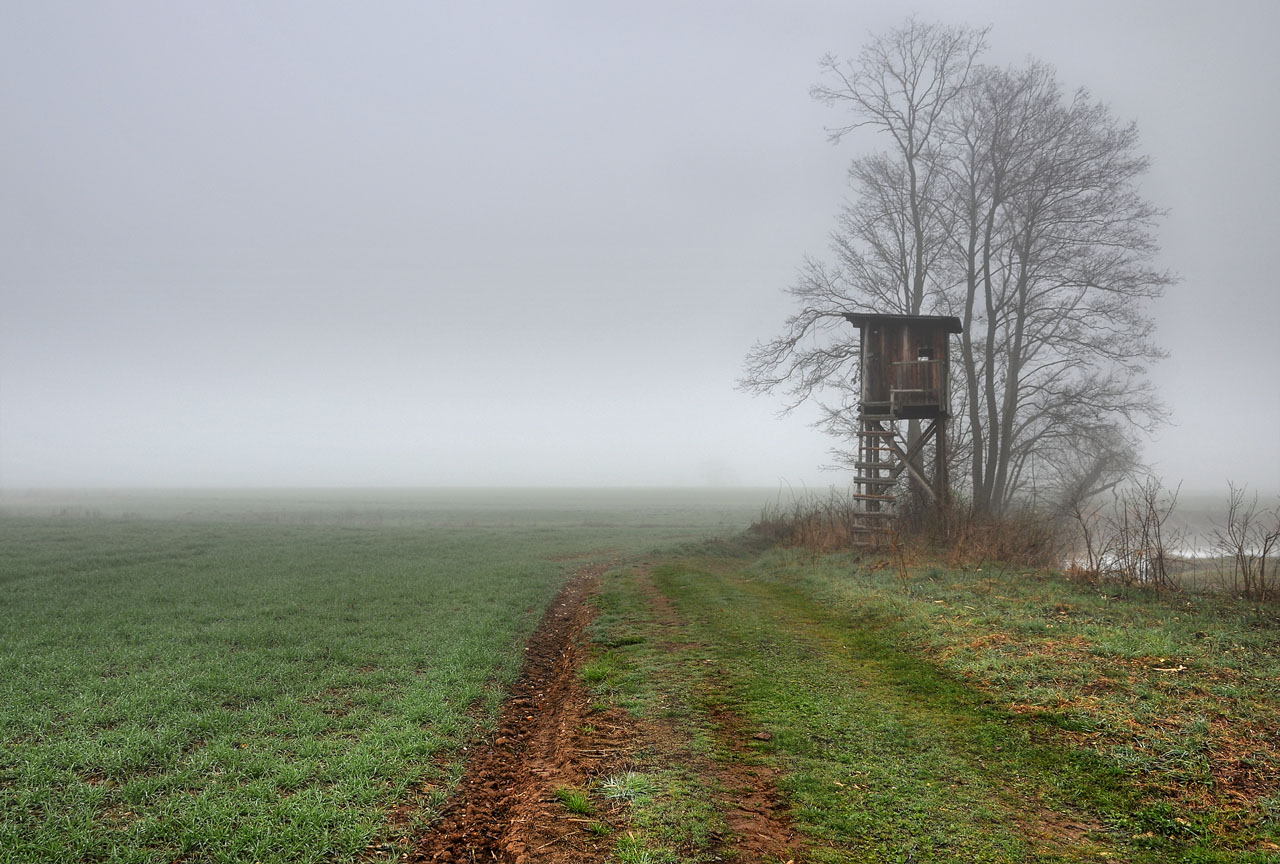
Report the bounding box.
[743,21,1173,514]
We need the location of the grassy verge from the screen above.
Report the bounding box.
[576,561,735,863]
[783,550,1280,844]
[584,541,1280,863]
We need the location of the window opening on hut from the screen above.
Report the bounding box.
[916,345,934,360]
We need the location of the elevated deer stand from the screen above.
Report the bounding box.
[842,313,962,545]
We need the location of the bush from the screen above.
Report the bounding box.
[749,490,1068,568]
[1211,482,1280,600]
[1066,478,1184,592]
[750,490,889,552]
[941,503,1065,569]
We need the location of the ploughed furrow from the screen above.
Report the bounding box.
[407,565,633,863]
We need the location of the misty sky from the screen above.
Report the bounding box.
[3,0,1278,492]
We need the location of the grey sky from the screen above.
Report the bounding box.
[2,0,1277,492]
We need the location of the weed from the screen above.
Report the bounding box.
[601,771,657,802]
[614,831,666,864]
[616,844,655,864]
[580,658,616,685]
[554,786,593,815]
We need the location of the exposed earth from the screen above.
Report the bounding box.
[404,564,802,863]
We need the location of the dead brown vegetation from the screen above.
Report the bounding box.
[749,491,1065,568]
[749,491,875,552]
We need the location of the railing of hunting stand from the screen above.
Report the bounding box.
[890,359,942,414]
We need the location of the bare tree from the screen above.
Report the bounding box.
[959,68,1171,511]
[743,20,1172,515]
[1042,423,1140,514]
[741,17,986,497]
[811,18,989,316]
[742,20,985,400]
[1213,483,1280,600]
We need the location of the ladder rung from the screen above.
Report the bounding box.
[854,477,897,486]
[851,493,896,502]
[854,461,896,470]
[857,430,896,436]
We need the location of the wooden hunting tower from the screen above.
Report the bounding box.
[842,313,962,540]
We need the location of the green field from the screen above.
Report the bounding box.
[0,489,765,863]
[5,489,1279,863]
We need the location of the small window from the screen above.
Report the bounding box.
[916,345,935,360]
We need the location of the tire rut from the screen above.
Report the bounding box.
[406,562,804,863]
[406,564,634,863]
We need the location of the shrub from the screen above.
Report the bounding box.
[941,503,1065,569]
[1211,482,1280,600]
[748,489,1069,568]
[749,489,885,552]
[1064,478,1186,592]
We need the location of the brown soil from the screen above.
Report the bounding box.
[690,703,805,863]
[405,565,625,863]
[404,563,804,863]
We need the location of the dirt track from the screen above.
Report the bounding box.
[405,564,803,863]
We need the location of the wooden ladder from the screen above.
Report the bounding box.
[851,424,897,545]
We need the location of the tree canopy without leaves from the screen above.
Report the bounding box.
[743,18,1173,514]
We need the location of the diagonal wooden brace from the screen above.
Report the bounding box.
[865,419,936,480]
[880,420,940,505]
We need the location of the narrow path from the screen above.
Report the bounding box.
[631,567,806,863]
[653,561,1122,861]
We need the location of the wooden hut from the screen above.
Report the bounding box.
[841,313,962,540]
[842,313,962,420]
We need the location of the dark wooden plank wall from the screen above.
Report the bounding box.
[860,321,950,409]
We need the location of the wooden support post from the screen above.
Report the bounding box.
[934,416,949,509]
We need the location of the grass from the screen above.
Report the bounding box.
[0,518,558,862]
[600,771,657,801]
[784,551,1280,825]
[582,541,1280,862]
[0,489,765,863]
[555,786,594,815]
[10,488,1276,862]
[577,564,734,862]
[659,555,1138,862]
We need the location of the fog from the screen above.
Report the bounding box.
[2,0,1277,494]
